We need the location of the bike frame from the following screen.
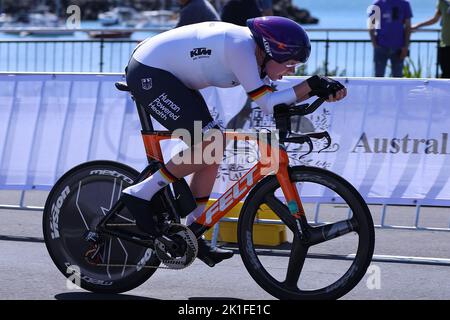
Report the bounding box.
[141,130,306,238]
[46,84,372,300]
[97,92,308,245]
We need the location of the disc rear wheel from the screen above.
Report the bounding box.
[43,160,161,294]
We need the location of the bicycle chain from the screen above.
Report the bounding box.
[94,223,198,270]
[95,263,189,270]
[154,223,198,269]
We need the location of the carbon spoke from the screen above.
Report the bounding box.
[75,181,90,231]
[264,193,296,232]
[307,219,357,246]
[284,235,308,290]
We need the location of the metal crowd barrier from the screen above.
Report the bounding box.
[0,28,442,77]
[1,190,448,233]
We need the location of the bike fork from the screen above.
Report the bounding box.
[276,149,309,240]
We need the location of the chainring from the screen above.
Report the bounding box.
[154,223,198,269]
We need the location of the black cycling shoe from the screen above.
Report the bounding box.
[196,237,234,267]
[120,193,162,237]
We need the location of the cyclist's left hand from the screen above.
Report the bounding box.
[307,75,347,102]
[326,87,347,102]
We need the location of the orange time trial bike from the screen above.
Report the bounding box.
[42,81,374,300]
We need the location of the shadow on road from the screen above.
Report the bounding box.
[56,292,243,300]
[188,297,243,300]
[55,292,157,300]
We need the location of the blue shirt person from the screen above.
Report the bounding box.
[369,0,413,77]
[258,0,273,16]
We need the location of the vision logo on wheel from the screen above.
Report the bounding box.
[50,186,70,239]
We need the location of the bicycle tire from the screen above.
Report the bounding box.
[238,166,375,300]
[43,160,161,294]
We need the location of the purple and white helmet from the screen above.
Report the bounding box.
[247,16,311,63]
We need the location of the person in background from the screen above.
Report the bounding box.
[220,0,262,26]
[369,0,413,77]
[258,0,274,16]
[412,0,450,78]
[176,0,220,28]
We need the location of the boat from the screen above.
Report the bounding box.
[98,6,141,27]
[88,30,133,39]
[0,5,74,36]
[28,5,60,27]
[0,13,13,26]
[21,27,75,37]
[1,12,29,34]
[138,10,178,28]
[98,11,119,26]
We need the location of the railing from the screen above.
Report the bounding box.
[0,28,442,77]
[0,38,138,73]
[305,28,441,78]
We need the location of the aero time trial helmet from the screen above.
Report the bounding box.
[246,16,311,64]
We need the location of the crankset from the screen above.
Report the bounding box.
[154,223,198,269]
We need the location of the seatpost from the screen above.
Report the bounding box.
[135,100,154,132]
[134,99,163,165]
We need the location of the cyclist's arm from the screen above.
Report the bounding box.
[246,80,312,111]
[226,41,311,114]
[293,81,313,101]
[245,84,294,114]
[413,9,441,29]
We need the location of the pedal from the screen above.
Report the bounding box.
[197,255,217,267]
[154,223,198,270]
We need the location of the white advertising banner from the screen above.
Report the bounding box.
[0,73,449,206]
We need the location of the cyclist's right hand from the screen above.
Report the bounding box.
[306,75,346,102]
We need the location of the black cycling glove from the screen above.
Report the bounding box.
[306,75,345,99]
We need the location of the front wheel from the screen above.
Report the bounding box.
[43,160,161,294]
[238,166,375,300]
